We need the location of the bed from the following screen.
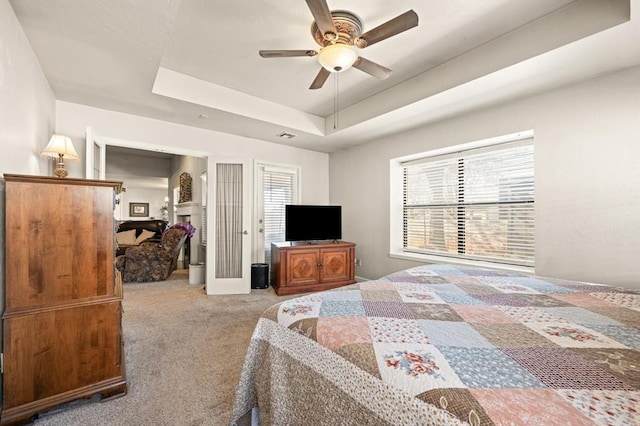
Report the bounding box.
[231,264,640,425]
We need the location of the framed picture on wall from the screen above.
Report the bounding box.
[129,202,149,217]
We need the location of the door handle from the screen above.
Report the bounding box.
[242,230,248,235]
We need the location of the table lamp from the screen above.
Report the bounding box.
[40,134,79,178]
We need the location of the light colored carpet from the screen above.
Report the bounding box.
[34,270,288,426]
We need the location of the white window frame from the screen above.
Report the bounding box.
[390,130,535,274]
[253,160,301,263]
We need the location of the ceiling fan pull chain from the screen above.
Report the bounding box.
[334,72,339,130]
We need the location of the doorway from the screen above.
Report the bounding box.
[254,161,300,265]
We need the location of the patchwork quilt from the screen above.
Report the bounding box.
[231,264,640,425]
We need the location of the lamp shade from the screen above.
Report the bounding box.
[40,134,79,160]
[318,44,358,72]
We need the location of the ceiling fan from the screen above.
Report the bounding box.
[259,0,419,89]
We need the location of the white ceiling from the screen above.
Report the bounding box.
[10,0,640,153]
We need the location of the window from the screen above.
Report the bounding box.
[400,137,534,267]
[256,164,300,264]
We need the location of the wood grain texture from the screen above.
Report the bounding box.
[271,241,356,295]
[2,175,126,425]
[5,180,117,310]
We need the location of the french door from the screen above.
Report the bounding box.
[206,158,252,294]
[255,162,300,265]
[85,127,106,180]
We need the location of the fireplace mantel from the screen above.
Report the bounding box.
[176,202,200,216]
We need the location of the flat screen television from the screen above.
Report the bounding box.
[285,205,342,243]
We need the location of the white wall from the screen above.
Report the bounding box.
[330,66,640,289]
[55,101,330,205]
[118,187,168,221]
[0,0,57,403]
[56,101,330,293]
[171,155,207,264]
[106,149,171,220]
[0,0,55,178]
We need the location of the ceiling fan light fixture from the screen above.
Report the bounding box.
[318,43,358,72]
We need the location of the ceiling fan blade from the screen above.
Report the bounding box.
[309,67,331,90]
[353,57,392,79]
[356,10,418,48]
[259,50,317,58]
[305,0,336,37]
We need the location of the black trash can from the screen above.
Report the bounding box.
[251,263,269,289]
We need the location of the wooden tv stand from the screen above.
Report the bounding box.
[271,241,356,295]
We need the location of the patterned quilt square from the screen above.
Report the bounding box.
[451,305,517,323]
[472,323,558,348]
[368,317,429,344]
[525,322,629,349]
[570,348,640,389]
[560,283,624,293]
[386,274,449,284]
[316,317,372,351]
[392,281,433,292]
[502,348,636,390]
[406,304,464,321]
[318,301,365,318]
[459,267,519,277]
[422,264,469,276]
[277,296,322,327]
[425,283,466,293]
[397,289,446,304]
[510,276,578,294]
[334,343,381,379]
[588,324,640,348]
[437,346,543,388]
[556,389,640,425]
[498,306,567,323]
[373,343,465,396]
[590,293,640,311]
[406,266,441,276]
[363,301,414,319]
[472,294,535,307]
[470,388,592,425]
[321,289,363,302]
[589,307,640,328]
[418,320,492,348]
[474,294,571,307]
[475,276,542,294]
[287,318,317,341]
[454,282,500,295]
[417,388,493,425]
[436,292,487,306]
[359,281,397,291]
[542,307,623,326]
[441,276,486,286]
[550,293,619,308]
[360,290,402,302]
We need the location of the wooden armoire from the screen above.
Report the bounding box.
[1,174,127,425]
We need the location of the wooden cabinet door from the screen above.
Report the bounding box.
[319,247,352,283]
[286,249,320,286]
[3,301,123,409]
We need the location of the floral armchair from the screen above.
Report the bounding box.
[115,228,188,283]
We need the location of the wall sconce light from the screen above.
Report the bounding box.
[40,134,79,178]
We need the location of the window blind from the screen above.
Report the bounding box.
[402,140,534,266]
[201,172,207,246]
[262,167,296,265]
